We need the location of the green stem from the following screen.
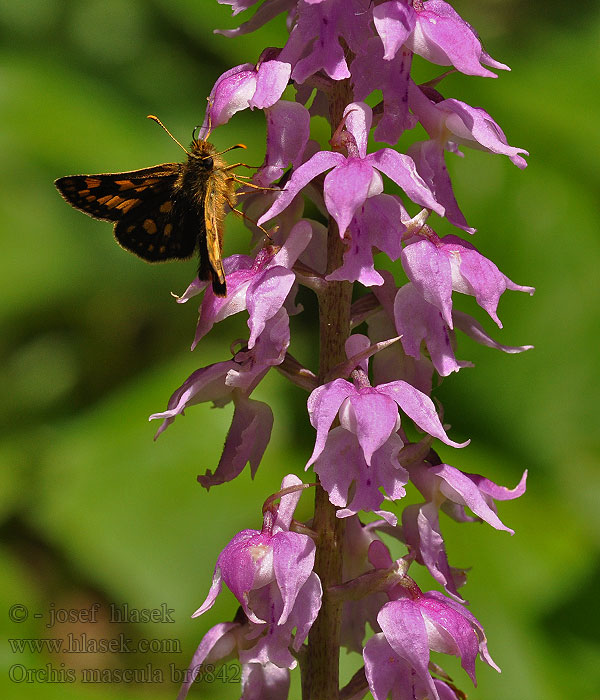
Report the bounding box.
[303,79,353,700]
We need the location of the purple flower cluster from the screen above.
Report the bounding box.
[155,2,533,698]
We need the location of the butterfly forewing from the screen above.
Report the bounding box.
[56,165,199,263]
[55,166,178,221]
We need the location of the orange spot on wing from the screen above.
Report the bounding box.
[143,219,157,234]
[116,198,140,213]
[115,180,137,190]
[97,195,122,208]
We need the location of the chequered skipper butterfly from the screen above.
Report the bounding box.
[55,116,251,297]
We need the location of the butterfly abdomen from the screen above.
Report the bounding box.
[180,142,237,297]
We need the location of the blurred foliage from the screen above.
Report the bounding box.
[1,1,599,699]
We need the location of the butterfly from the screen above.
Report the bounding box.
[55,116,250,297]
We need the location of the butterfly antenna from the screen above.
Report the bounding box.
[214,144,248,157]
[147,115,190,155]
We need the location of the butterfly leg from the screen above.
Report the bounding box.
[226,176,280,192]
[228,206,273,242]
[222,162,262,171]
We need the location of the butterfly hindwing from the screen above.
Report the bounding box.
[201,172,228,295]
[114,192,199,263]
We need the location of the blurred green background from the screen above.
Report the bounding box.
[1,1,599,698]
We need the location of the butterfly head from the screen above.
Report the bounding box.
[146,115,247,174]
[189,138,218,170]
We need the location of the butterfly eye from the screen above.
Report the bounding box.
[202,156,214,169]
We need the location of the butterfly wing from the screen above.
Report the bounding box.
[55,166,178,221]
[201,174,228,296]
[55,165,198,262]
